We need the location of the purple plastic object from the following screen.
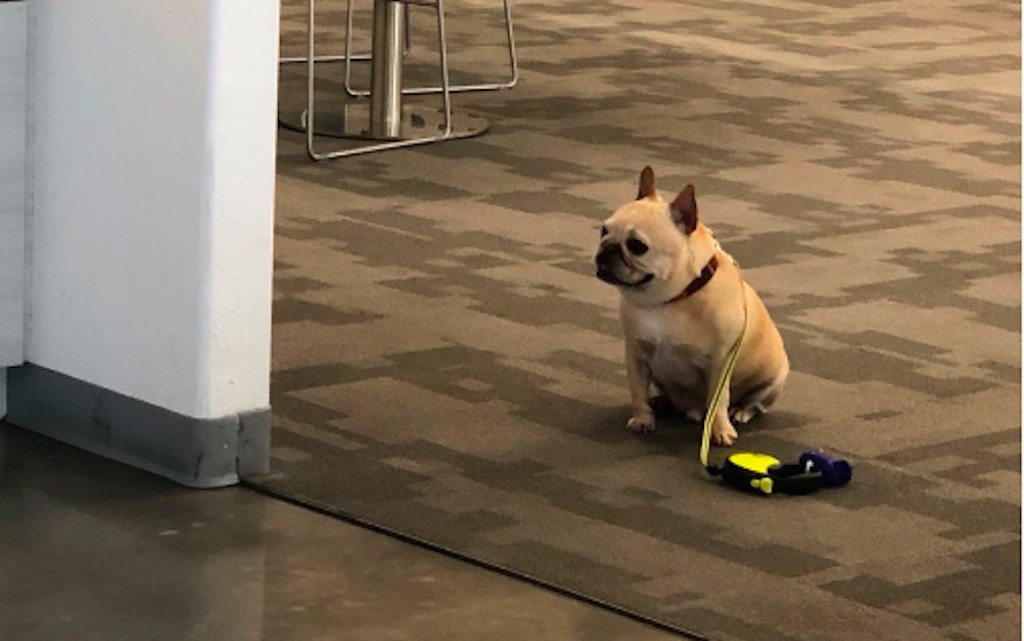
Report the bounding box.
[799,450,852,488]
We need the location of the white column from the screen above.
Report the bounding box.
[0,0,28,419]
[25,0,279,420]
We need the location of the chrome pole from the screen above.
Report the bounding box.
[369,0,405,139]
[306,0,317,158]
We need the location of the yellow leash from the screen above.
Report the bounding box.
[699,258,747,471]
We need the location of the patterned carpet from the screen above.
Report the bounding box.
[255,1,1022,639]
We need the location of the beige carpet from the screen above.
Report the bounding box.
[252,2,1021,639]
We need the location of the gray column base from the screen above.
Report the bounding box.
[4,363,271,488]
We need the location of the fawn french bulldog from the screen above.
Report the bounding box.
[595,166,789,446]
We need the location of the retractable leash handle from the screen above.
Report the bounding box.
[712,453,825,496]
[699,257,852,496]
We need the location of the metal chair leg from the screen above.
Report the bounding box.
[343,0,517,97]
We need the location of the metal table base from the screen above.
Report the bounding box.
[280,104,489,142]
[292,0,489,158]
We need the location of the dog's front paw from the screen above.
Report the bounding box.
[627,413,656,433]
[711,419,738,446]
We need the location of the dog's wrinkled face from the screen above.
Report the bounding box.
[595,166,701,305]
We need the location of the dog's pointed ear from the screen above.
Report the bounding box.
[637,166,656,200]
[670,185,698,234]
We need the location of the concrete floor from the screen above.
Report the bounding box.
[0,425,686,641]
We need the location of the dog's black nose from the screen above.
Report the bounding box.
[595,244,622,283]
[595,243,621,267]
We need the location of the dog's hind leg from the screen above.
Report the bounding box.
[730,371,787,425]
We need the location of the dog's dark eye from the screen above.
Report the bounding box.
[626,237,648,256]
[600,225,609,237]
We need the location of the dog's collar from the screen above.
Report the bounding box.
[665,254,719,304]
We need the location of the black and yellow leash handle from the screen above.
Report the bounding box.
[698,258,851,496]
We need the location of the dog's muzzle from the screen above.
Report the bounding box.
[595,244,653,287]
